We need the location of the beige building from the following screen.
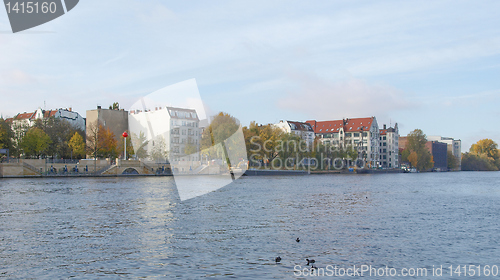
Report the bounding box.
[86,106,129,145]
[379,124,399,168]
[306,117,381,167]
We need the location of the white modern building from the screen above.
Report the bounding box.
[128,106,201,162]
[274,120,315,148]
[427,136,461,170]
[379,123,399,168]
[306,117,381,168]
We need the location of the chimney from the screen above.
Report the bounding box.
[155,107,158,111]
[383,124,387,129]
[69,107,72,112]
[97,105,101,109]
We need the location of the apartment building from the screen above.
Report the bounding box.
[306,117,380,168]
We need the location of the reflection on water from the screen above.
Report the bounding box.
[1,172,500,278]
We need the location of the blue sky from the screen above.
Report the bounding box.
[1,0,500,151]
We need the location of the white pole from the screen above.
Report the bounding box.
[124,137,127,160]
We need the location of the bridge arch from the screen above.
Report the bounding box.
[122,167,139,175]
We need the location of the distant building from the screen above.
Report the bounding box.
[306,117,380,168]
[9,107,85,140]
[86,106,128,146]
[426,141,448,171]
[379,123,399,168]
[128,106,201,161]
[273,120,315,148]
[427,136,461,170]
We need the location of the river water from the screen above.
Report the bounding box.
[1,172,500,279]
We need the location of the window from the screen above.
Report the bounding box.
[383,142,386,146]
[354,133,359,137]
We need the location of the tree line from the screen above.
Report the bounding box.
[0,117,134,161]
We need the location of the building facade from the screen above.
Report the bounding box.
[86,106,129,146]
[427,136,461,170]
[273,120,315,148]
[306,117,380,168]
[128,106,201,162]
[426,141,448,171]
[379,123,399,168]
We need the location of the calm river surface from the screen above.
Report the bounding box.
[1,172,500,279]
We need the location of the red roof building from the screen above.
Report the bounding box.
[306,117,381,168]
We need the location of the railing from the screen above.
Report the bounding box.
[45,159,80,164]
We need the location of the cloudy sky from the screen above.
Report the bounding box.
[1,0,500,151]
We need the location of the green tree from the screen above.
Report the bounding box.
[68,132,86,158]
[33,117,83,159]
[447,150,458,170]
[0,118,14,152]
[461,152,498,171]
[201,112,242,164]
[109,102,120,110]
[150,135,168,162]
[463,139,500,170]
[404,129,434,171]
[130,131,148,159]
[20,127,51,158]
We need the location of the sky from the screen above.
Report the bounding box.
[1,0,500,151]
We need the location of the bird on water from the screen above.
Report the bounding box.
[306,258,315,266]
[275,256,281,263]
[296,237,300,242]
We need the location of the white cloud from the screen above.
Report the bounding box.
[278,72,413,120]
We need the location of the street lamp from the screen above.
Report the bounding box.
[122,131,129,160]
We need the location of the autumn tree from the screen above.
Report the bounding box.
[20,127,51,158]
[86,121,118,159]
[408,151,418,168]
[470,139,499,162]
[201,112,241,162]
[462,139,500,171]
[99,125,118,159]
[402,129,434,171]
[68,132,86,158]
